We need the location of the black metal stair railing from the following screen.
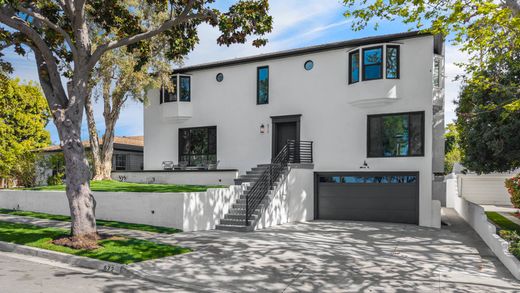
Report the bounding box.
[244,140,313,226]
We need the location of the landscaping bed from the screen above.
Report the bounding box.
[0,209,181,234]
[486,211,520,259]
[0,221,190,264]
[23,180,224,193]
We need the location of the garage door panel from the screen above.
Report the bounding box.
[317,172,419,224]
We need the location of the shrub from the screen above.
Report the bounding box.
[499,230,520,259]
[47,172,64,186]
[505,174,520,208]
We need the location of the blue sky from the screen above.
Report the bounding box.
[5,0,466,144]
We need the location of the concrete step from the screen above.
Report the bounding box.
[215,224,253,232]
[224,213,258,220]
[220,218,250,226]
[232,203,265,210]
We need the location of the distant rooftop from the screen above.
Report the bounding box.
[40,136,144,152]
[174,31,440,73]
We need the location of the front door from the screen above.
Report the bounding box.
[272,115,301,158]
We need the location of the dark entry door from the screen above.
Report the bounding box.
[316,172,419,224]
[272,115,301,158]
[275,122,297,156]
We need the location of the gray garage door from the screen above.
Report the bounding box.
[316,172,419,224]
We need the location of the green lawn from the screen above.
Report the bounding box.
[0,209,181,234]
[486,212,520,234]
[24,180,224,193]
[0,221,190,264]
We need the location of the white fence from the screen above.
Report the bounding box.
[448,177,520,280]
[0,186,243,232]
[457,174,512,206]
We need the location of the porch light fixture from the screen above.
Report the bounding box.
[260,124,266,134]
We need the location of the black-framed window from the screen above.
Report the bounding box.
[367,111,424,157]
[179,126,217,166]
[362,46,383,81]
[179,76,191,102]
[348,50,360,84]
[433,58,441,87]
[115,154,127,171]
[159,75,191,104]
[386,45,399,79]
[257,66,269,105]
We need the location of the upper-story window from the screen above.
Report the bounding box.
[349,44,400,84]
[386,45,399,79]
[257,66,269,105]
[160,74,191,104]
[349,50,360,84]
[433,57,442,87]
[362,46,383,81]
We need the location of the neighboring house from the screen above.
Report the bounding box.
[36,136,144,185]
[144,31,445,228]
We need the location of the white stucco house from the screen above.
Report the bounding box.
[138,31,445,230]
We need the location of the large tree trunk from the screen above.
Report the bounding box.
[55,110,97,238]
[84,95,104,180]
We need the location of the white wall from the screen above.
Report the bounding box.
[255,168,315,230]
[144,35,441,228]
[449,178,520,280]
[111,170,238,186]
[0,186,244,232]
[458,174,512,206]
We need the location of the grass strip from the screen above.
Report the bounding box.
[0,209,181,234]
[486,211,520,234]
[23,180,224,193]
[0,220,190,264]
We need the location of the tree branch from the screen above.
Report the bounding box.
[0,6,68,106]
[504,0,520,15]
[14,5,78,57]
[88,0,207,69]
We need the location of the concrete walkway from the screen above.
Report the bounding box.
[1,210,519,292]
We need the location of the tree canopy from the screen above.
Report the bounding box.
[456,52,520,173]
[0,74,50,181]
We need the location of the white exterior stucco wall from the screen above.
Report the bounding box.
[144,35,442,228]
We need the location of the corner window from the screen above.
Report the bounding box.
[433,57,441,87]
[179,76,191,102]
[367,112,424,157]
[386,45,399,79]
[348,50,360,84]
[179,126,217,166]
[362,46,383,81]
[257,66,269,105]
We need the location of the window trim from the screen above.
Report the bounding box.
[178,126,217,166]
[386,45,400,79]
[348,50,360,84]
[366,111,425,158]
[256,66,269,105]
[362,46,384,81]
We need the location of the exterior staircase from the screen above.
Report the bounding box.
[215,140,313,232]
[216,164,288,232]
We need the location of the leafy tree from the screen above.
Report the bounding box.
[0,74,50,185]
[444,123,461,174]
[0,0,272,245]
[456,53,520,173]
[342,0,520,110]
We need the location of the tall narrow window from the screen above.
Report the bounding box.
[115,154,127,170]
[367,112,424,157]
[386,45,399,79]
[257,66,269,104]
[433,58,441,87]
[362,46,383,81]
[179,76,191,102]
[349,50,360,84]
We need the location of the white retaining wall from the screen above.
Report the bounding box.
[457,174,512,206]
[0,186,243,232]
[448,177,520,280]
[255,168,315,230]
[111,170,239,186]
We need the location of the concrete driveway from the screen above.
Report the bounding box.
[128,209,520,292]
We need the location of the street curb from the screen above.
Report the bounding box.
[0,241,125,274]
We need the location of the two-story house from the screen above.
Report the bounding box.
[143,31,445,229]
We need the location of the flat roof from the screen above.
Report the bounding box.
[174,31,433,73]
